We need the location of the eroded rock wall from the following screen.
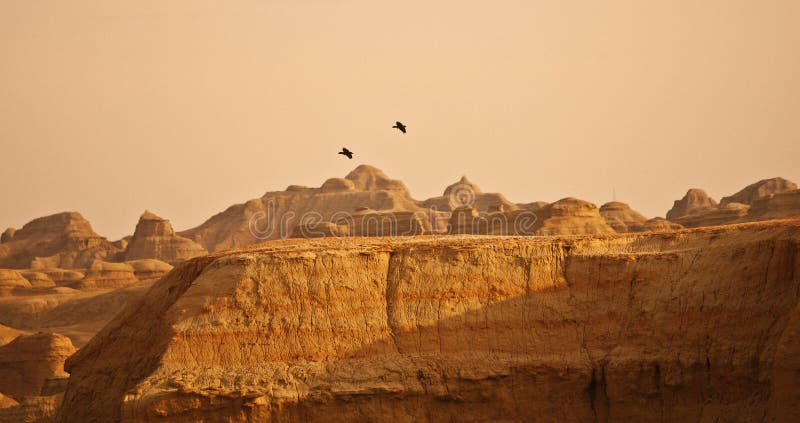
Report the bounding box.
[58,220,800,422]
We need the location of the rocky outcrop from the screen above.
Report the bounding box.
[0,332,75,402]
[179,166,428,251]
[76,261,139,289]
[0,325,28,347]
[630,217,685,233]
[747,189,800,221]
[0,284,151,348]
[20,272,56,289]
[0,270,31,296]
[721,177,797,205]
[58,220,800,422]
[0,212,119,269]
[125,260,173,283]
[338,209,426,237]
[290,222,349,239]
[672,202,750,228]
[123,211,207,265]
[422,176,518,213]
[532,197,616,236]
[666,189,717,221]
[599,202,647,232]
[0,229,14,244]
[38,269,84,287]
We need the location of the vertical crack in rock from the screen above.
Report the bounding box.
[384,250,401,354]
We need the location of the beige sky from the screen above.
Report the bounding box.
[1,1,798,239]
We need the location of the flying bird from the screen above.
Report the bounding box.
[392,121,407,133]
[338,147,354,159]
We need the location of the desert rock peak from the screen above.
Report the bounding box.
[599,201,647,232]
[123,212,207,264]
[444,175,483,196]
[666,188,718,220]
[720,177,798,205]
[344,165,408,192]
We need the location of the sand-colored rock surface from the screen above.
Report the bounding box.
[665,189,718,220]
[630,217,685,233]
[76,260,139,289]
[289,222,349,239]
[0,393,18,409]
[125,259,174,283]
[179,166,429,251]
[37,269,85,287]
[747,189,800,221]
[56,219,800,422]
[0,229,14,244]
[532,197,616,235]
[599,201,647,232]
[0,284,151,348]
[0,270,31,296]
[422,176,518,213]
[20,272,56,289]
[0,325,28,347]
[123,211,207,265]
[0,332,75,401]
[0,212,119,269]
[721,177,797,205]
[672,201,751,228]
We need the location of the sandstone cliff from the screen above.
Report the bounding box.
[123,211,207,265]
[57,219,800,422]
[0,212,120,269]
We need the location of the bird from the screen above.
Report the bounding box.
[392,121,407,133]
[338,147,354,159]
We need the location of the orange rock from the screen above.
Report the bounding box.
[599,202,648,232]
[123,211,207,265]
[57,220,800,422]
[0,332,75,402]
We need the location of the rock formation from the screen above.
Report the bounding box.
[630,217,685,232]
[76,261,139,289]
[532,197,616,236]
[0,270,31,296]
[179,166,429,251]
[38,269,85,287]
[0,229,14,244]
[55,219,800,422]
[290,222,349,239]
[0,332,75,401]
[0,325,28,347]
[665,189,718,221]
[340,209,426,237]
[747,189,800,221]
[599,202,648,232]
[422,176,518,213]
[20,272,56,289]
[672,201,750,228]
[0,212,119,269]
[125,259,174,283]
[123,211,207,265]
[720,177,797,205]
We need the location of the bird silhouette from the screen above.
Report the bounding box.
[392,121,407,133]
[338,147,354,159]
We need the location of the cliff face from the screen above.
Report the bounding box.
[57,219,800,422]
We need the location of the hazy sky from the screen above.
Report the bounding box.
[1,1,798,239]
